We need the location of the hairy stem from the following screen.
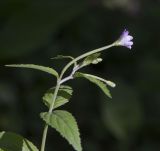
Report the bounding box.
[60,65,79,84]
[40,80,61,151]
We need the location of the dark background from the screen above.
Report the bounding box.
[0,0,160,151]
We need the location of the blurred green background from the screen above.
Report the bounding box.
[0,0,160,151]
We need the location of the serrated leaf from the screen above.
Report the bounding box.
[40,110,82,151]
[74,72,112,98]
[81,53,102,67]
[0,131,39,151]
[43,85,73,109]
[5,64,59,78]
[43,93,68,109]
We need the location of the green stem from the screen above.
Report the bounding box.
[40,80,61,151]
[40,42,115,151]
[60,43,115,79]
[40,125,49,151]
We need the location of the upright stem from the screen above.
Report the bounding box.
[40,43,115,151]
[40,80,61,151]
[40,125,49,151]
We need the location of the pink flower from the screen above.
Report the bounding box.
[116,29,133,49]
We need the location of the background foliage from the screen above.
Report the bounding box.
[0,0,160,151]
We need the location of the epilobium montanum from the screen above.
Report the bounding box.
[115,29,133,49]
[1,29,133,151]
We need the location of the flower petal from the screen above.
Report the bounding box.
[116,29,133,49]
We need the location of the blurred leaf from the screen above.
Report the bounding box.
[0,131,39,151]
[74,72,112,98]
[5,64,59,78]
[40,110,82,151]
[102,82,143,140]
[43,85,73,109]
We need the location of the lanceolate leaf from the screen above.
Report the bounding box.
[40,111,82,151]
[43,85,73,109]
[5,64,59,78]
[74,72,112,98]
[0,131,39,151]
[51,55,74,60]
[79,73,116,88]
[51,55,77,67]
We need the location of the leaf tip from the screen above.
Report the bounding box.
[106,80,116,88]
[5,65,10,67]
[109,95,112,99]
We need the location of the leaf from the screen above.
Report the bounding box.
[78,73,116,88]
[43,85,73,109]
[51,55,74,60]
[74,72,112,98]
[5,64,59,78]
[43,93,68,109]
[51,55,77,67]
[40,110,82,151]
[80,53,102,67]
[0,131,39,151]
